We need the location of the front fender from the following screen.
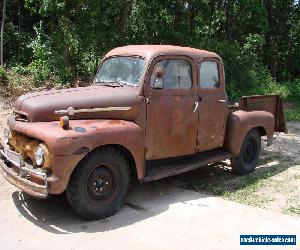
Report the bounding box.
[8,117,145,193]
[224,110,275,155]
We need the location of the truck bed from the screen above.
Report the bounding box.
[238,95,287,133]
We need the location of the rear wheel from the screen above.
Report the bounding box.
[230,129,261,175]
[66,147,130,220]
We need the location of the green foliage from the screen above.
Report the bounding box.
[255,80,300,101]
[28,22,52,84]
[285,80,300,101]
[0,0,300,96]
[27,21,78,84]
[0,67,8,85]
[11,65,31,76]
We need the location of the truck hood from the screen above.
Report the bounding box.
[14,85,143,122]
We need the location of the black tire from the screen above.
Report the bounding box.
[66,147,130,220]
[230,129,261,175]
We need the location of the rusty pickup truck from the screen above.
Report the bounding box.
[0,45,287,219]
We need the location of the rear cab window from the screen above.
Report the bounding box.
[199,61,220,89]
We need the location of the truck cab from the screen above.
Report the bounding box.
[0,45,287,220]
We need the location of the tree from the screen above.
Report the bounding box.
[0,0,299,91]
[1,0,7,67]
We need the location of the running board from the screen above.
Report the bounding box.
[144,150,231,182]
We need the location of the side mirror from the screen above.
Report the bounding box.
[151,65,165,89]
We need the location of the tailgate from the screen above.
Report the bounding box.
[239,95,287,133]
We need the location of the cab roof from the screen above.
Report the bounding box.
[105,45,221,61]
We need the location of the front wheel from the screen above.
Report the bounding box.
[230,129,261,175]
[66,147,130,220]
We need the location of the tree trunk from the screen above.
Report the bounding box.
[63,44,70,66]
[1,0,7,67]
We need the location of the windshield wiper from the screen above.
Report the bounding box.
[96,80,136,87]
[95,80,124,87]
[116,80,137,87]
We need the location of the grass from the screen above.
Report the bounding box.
[283,195,300,216]
[284,102,300,121]
[166,154,300,216]
[284,206,300,216]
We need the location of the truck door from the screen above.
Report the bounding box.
[145,56,198,160]
[197,58,228,152]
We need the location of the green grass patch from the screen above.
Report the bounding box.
[283,196,300,216]
[284,206,300,216]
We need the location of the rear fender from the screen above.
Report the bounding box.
[224,110,275,155]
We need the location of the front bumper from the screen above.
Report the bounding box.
[0,143,48,199]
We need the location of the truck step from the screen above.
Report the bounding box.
[144,149,232,182]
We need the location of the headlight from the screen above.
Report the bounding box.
[3,128,10,144]
[35,145,45,166]
[34,143,51,170]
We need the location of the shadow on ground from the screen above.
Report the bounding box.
[165,156,293,196]
[12,181,209,235]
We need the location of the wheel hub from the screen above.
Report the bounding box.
[87,167,116,199]
[93,177,110,193]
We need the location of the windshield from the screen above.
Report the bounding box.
[95,57,145,87]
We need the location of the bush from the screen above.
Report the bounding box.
[28,22,53,85]
[0,67,8,85]
[285,80,300,101]
[254,80,300,101]
[11,65,32,76]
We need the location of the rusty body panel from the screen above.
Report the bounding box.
[224,95,287,156]
[197,57,228,152]
[144,55,198,159]
[224,110,275,155]
[105,45,221,62]
[239,95,287,133]
[0,45,287,200]
[14,85,142,122]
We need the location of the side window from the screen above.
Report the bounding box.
[151,60,192,89]
[199,61,220,88]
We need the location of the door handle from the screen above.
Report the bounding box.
[218,99,226,103]
[145,97,151,104]
[193,101,199,113]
